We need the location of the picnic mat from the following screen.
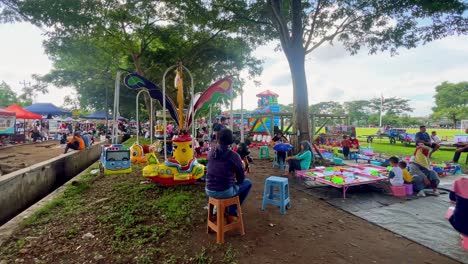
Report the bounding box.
[293,176,468,263]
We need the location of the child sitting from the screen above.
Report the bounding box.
[388,156,404,186]
[236,142,251,173]
[449,177,468,237]
[399,161,412,184]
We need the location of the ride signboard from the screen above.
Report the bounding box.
[0,110,16,135]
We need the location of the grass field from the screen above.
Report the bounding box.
[356,127,462,141]
[353,128,467,172]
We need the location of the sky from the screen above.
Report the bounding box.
[1,22,467,117]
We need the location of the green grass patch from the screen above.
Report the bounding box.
[123,137,152,148]
[356,127,461,140]
[22,166,98,226]
[193,247,213,264]
[153,191,197,225]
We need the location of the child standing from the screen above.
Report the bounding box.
[272,131,288,172]
[341,135,352,160]
[388,156,404,186]
[399,161,412,184]
[449,177,468,236]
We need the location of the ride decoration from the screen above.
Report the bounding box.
[249,90,280,133]
[99,144,132,175]
[130,143,147,164]
[123,65,233,185]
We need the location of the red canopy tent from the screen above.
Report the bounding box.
[4,104,42,119]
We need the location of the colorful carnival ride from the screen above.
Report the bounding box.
[123,64,233,185]
[249,90,281,133]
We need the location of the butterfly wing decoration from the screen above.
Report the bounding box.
[185,77,232,129]
[124,73,180,125]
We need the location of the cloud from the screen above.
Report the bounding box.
[311,43,348,62]
[269,73,292,87]
[0,23,74,107]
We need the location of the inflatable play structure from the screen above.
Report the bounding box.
[249,90,281,133]
[123,63,233,185]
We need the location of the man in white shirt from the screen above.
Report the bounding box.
[431,131,441,144]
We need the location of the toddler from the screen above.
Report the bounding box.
[388,156,404,186]
[341,135,352,159]
[398,161,412,184]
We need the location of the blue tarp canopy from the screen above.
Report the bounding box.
[82,110,126,121]
[25,103,71,116]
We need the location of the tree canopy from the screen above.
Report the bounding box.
[4,0,263,119]
[204,0,468,144]
[432,81,468,127]
[0,81,18,107]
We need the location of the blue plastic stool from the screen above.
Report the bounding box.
[261,176,290,214]
[272,151,279,168]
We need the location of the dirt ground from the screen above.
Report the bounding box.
[0,141,62,175]
[198,156,460,264]
[0,147,460,264]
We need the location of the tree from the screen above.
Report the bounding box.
[212,0,467,145]
[309,101,345,115]
[9,0,262,120]
[368,97,413,116]
[344,100,372,126]
[0,81,18,106]
[279,103,293,113]
[432,81,468,127]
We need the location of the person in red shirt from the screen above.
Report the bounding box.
[341,135,352,159]
[64,132,85,154]
[350,136,360,149]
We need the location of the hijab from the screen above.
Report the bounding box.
[412,145,430,169]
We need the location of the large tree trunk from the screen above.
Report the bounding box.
[284,47,310,149]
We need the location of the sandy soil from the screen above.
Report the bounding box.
[0,141,63,175]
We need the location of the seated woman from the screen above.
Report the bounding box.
[449,177,468,237]
[205,129,252,220]
[408,144,440,197]
[64,132,85,154]
[283,141,313,177]
[30,127,42,143]
[451,128,468,163]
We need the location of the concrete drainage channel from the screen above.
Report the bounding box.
[0,142,105,226]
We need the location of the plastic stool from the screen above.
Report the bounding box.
[445,206,455,220]
[259,146,270,159]
[207,196,245,244]
[404,183,413,196]
[261,176,290,214]
[390,185,406,197]
[272,151,278,168]
[462,235,468,250]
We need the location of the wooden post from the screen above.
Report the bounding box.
[281,116,284,132]
[311,114,316,141]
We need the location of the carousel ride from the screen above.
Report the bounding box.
[123,64,233,185]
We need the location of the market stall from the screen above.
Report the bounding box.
[297,165,388,199]
[4,104,42,142]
